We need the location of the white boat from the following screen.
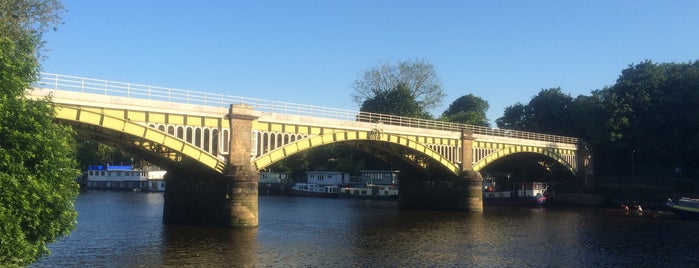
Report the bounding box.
[339,184,399,200]
[482,181,549,206]
[666,197,699,220]
[86,165,165,192]
[289,183,340,197]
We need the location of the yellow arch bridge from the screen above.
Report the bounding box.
[28,73,588,227]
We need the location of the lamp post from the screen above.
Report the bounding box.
[631,150,636,179]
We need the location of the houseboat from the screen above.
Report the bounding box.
[288,171,350,197]
[482,179,548,206]
[289,183,340,197]
[259,172,292,195]
[340,184,398,200]
[339,170,399,199]
[86,165,166,192]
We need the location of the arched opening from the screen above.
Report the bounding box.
[185,127,193,143]
[203,128,211,152]
[194,128,202,147]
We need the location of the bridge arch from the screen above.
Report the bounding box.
[253,130,461,175]
[54,105,225,173]
[472,145,576,175]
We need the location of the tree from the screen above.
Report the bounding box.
[351,58,445,116]
[0,1,79,266]
[495,88,575,136]
[440,94,490,127]
[359,83,427,118]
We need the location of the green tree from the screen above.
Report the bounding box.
[0,0,79,266]
[360,83,428,118]
[495,102,527,130]
[351,58,445,116]
[596,60,699,177]
[76,140,135,170]
[440,94,490,127]
[496,88,575,136]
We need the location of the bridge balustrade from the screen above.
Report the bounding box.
[35,73,579,146]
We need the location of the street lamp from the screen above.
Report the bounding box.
[631,150,636,178]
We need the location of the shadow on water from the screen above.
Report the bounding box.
[159,225,258,267]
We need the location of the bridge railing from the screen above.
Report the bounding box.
[35,73,580,145]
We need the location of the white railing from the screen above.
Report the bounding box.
[35,73,580,145]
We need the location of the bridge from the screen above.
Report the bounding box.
[28,73,587,227]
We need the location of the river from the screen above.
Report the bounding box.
[32,191,699,267]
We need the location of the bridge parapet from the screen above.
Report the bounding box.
[35,73,579,146]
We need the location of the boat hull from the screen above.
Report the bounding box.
[666,200,699,220]
[288,189,338,198]
[484,196,547,206]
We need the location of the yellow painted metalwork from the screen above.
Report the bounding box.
[103,108,125,118]
[53,105,225,174]
[187,115,202,125]
[472,144,576,174]
[123,123,147,137]
[149,112,166,123]
[254,130,460,175]
[270,123,283,132]
[128,110,147,121]
[168,114,185,125]
[203,117,219,128]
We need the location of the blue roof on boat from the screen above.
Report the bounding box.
[88,165,133,171]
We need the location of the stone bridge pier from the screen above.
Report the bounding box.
[163,104,259,227]
[398,130,483,212]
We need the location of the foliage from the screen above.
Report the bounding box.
[496,88,575,136]
[351,58,445,115]
[75,140,135,170]
[268,144,390,181]
[495,60,699,179]
[440,94,490,127]
[0,0,78,266]
[360,83,429,118]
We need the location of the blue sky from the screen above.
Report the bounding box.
[41,1,699,125]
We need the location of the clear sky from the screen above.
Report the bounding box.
[41,0,699,126]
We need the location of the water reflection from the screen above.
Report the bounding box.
[160,225,258,267]
[33,192,699,267]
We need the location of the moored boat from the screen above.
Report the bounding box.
[86,165,166,192]
[666,197,699,220]
[482,181,548,206]
[289,183,340,198]
[339,184,398,200]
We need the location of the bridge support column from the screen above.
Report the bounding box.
[397,129,483,211]
[398,170,483,211]
[460,129,483,212]
[162,104,259,227]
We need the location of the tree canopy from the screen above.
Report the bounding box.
[359,83,429,118]
[351,58,445,116]
[440,94,490,127]
[0,0,79,266]
[496,88,576,136]
[495,60,699,179]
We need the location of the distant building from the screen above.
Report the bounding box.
[305,171,351,185]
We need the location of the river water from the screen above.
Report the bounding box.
[32,191,699,267]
